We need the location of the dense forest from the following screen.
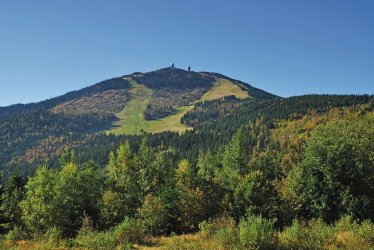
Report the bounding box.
[1,89,373,248]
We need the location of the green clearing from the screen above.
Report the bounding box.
[202,78,249,101]
[110,79,153,134]
[140,104,194,133]
[110,78,249,135]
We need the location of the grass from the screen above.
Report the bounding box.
[6,215,374,250]
[201,78,249,101]
[140,105,194,133]
[134,215,374,250]
[110,79,153,135]
[110,77,249,135]
[134,233,223,250]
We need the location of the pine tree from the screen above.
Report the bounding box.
[218,127,250,190]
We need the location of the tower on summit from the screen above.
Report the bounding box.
[187,65,191,72]
[171,63,175,68]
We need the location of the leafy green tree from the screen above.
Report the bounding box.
[197,150,224,219]
[21,166,58,235]
[53,162,103,236]
[137,194,167,235]
[22,160,103,237]
[176,160,205,232]
[235,172,277,220]
[102,141,141,227]
[59,146,76,167]
[100,189,127,229]
[290,113,374,221]
[218,128,250,191]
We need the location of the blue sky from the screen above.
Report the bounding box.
[0,0,373,106]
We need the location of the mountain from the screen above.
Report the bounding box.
[0,67,371,179]
[1,67,374,249]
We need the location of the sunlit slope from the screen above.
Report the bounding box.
[110,79,153,134]
[202,78,249,101]
[110,78,249,134]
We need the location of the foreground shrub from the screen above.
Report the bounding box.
[113,217,146,244]
[74,230,126,250]
[332,216,374,250]
[278,218,333,249]
[137,194,168,235]
[239,214,276,249]
[41,227,64,248]
[199,216,239,249]
[4,226,28,242]
[199,214,277,249]
[215,218,239,249]
[278,216,374,250]
[74,217,145,249]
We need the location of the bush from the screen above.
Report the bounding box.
[277,219,302,249]
[332,216,374,250]
[212,216,240,249]
[74,217,145,249]
[278,218,333,249]
[198,216,240,248]
[137,194,167,235]
[198,220,214,238]
[74,230,125,250]
[42,227,63,248]
[278,216,374,250]
[5,226,28,242]
[239,214,277,250]
[113,217,146,244]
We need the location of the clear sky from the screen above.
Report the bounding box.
[0,0,373,106]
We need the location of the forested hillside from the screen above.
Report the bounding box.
[0,68,373,249]
[0,67,273,179]
[1,96,373,249]
[0,77,132,179]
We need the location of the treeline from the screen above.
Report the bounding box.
[181,95,243,126]
[133,67,215,90]
[0,77,131,178]
[143,103,174,120]
[0,108,111,177]
[73,94,374,174]
[1,94,371,182]
[143,88,207,120]
[1,105,373,249]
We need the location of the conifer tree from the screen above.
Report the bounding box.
[3,170,25,231]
